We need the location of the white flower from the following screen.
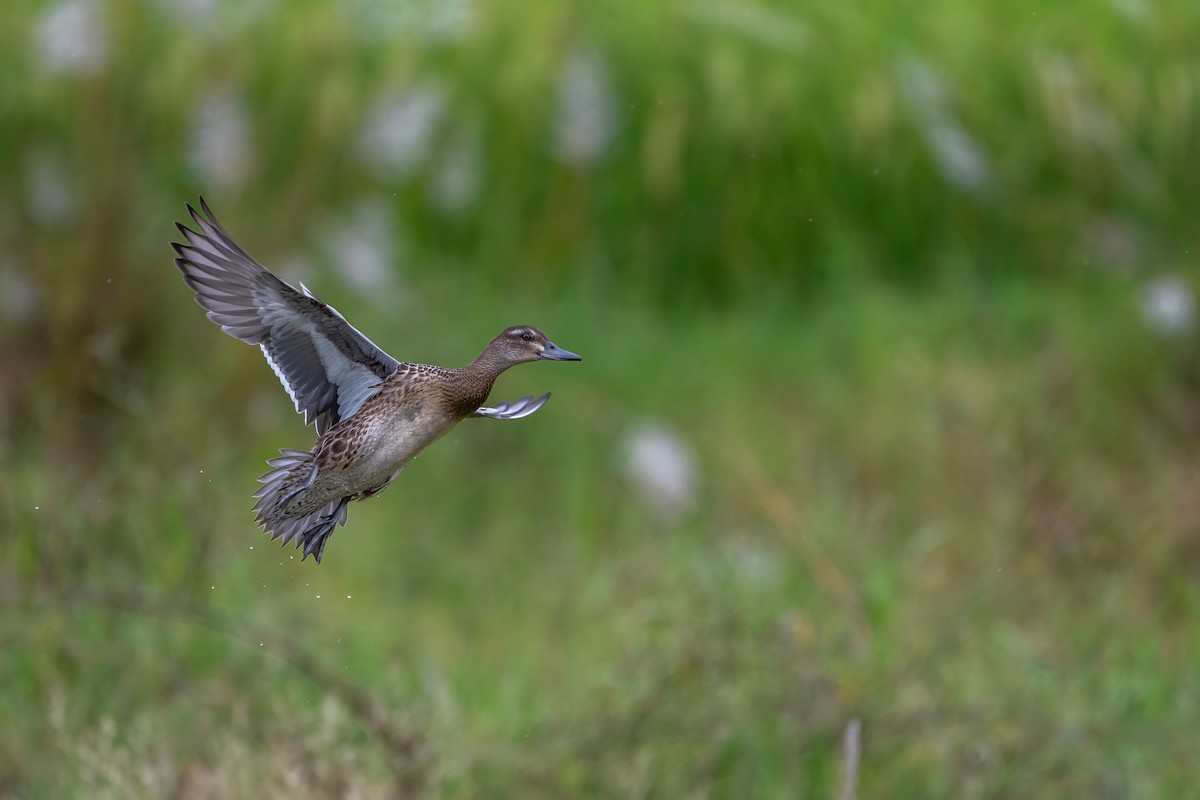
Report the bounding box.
[1141,275,1195,337]
[359,85,447,179]
[726,538,783,587]
[621,423,697,521]
[924,120,990,193]
[189,87,253,190]
[25,150,75,226]
[320,201,400,295]
[34,0,108,76]
[0,263,38,324]
[552,49,617,167]
[896,56,990,193]
[684,1,806,54]
[344,0,475,43]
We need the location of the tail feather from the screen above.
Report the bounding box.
[252,449,349,564]
[264,496,349,563]
[253,448,317,514]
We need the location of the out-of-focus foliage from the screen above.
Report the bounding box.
[2,0,1199,797]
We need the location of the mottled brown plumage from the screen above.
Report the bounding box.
[172,199,581,563]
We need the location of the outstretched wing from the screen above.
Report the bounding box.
[172,198,399,435]
[472,392,551,420]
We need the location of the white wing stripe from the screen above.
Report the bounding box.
[261,342,304,416]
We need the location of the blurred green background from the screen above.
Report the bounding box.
[3,0,1200,796]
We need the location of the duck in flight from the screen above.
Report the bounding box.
[171,199,581,564]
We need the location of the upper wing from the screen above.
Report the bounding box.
[172,198,400,435]
[472,393,551,420]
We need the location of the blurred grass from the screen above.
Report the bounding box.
[3,0,1200,797]
[7,282,1200,796]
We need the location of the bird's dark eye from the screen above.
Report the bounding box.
[521,332,533,341]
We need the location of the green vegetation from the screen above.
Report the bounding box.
[3,0,1199,796]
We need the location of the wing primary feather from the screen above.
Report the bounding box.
[173,198,402,431]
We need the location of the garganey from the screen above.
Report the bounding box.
[172,199,580,564]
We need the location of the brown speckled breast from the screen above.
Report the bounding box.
[279,362,489,516]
